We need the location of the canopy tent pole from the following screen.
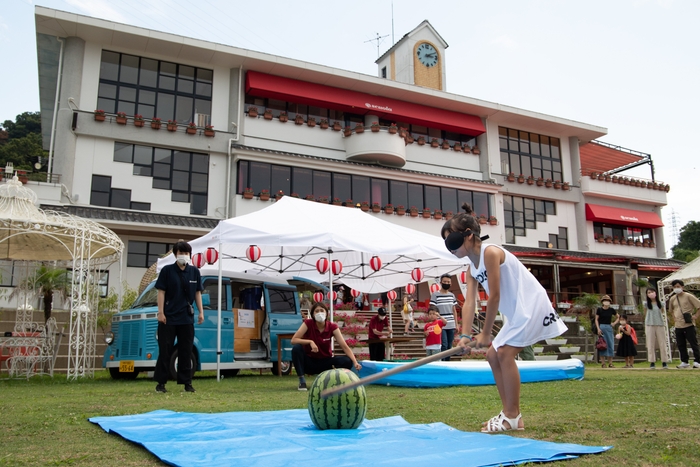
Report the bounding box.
[216,239,223,381]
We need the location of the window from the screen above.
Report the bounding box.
[127,241,173,268]
[112,142,209,215]
[504,195,556,244]
[593,222,653,243]
[90,174,152,211]
[499,127,562,181]
[381,67,387,78]
[98,50,212,124]
[236,161,491,214]
[539,228,568,250]
[202,279,229,310]
[0,261,18,287]
[266,287,297,314]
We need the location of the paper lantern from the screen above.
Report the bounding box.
[350,289,362,299]
[387,290,397,301]
[405,283,416,295]
[410,267,424,283]
[191,253,205,269]
[369,256,382,272]
[313,292,325,303]
[328,291,338,302]
[316,258,329,274]
[205,247,219,265]
[246,245,261,263]
[331,260,343,275]
[430,283,440,293]
[459,270,469,285]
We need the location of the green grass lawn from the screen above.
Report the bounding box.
[1,365,699,466]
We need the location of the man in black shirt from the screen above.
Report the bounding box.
[154,241,204,393]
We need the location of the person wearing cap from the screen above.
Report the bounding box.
[368,307,392,361]
[667,279,700,369]
[595,294,619,368]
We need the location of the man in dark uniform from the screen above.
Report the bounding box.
[154,241,204,393]
[368,307,392,361]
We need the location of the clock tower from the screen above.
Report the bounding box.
[376,20,447,91]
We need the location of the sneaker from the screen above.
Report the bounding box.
[184,384,196,393]
[677,362,690,369]
[155,384,167,393]
[662,363,669,369]
[298,381,307,391]
[649,362,656,369]
[693,362,700,369]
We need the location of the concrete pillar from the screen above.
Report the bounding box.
[569,136,589,251]
[652,206,667,256]
[228,68,241,136]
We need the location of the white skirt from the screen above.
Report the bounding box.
[492,306,567,351]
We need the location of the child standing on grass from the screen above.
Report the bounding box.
[424,305,447,356]
[615,314,637,368]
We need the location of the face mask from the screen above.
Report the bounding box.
[176,255,189,266]
[441,283,451,289]
[314,312,326,322]
[648,292,656,299]
[673,288,682,294]
[620,321,626,326]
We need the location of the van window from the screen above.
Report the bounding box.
[131,286,158,308]
[267,287,296,314]
[202,279,228,310]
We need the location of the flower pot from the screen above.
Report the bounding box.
[360,205,369,212]
[384,207,394,215]
[536,179,544,187]
[320,122,329,129]
[445,212,453,220]
[527,178,535,185]
[517,177,525,183]
[535,355,558,361]
[260,193,270,201]
[434,212,443,220]
[417,138,426,146]
[134,120,145,127]
[431,140,439,148]
[489,219,497,226]
[405,135,414,145]
[151,121,161,130]
[263,111,273,120]
[545,338,567,346]
[410,210,418,217]
[167,123,177,132]
[248,108,258,118]
[597,236,605,243]
[279,114,288,123]
[478,217,487,225]
[355,127,364,134]
[243,192,254,199]
[471,146,481,155]
[545,181,553,188]
[422,211,431,219]
[533,347,543,354]
[204,129,215,137]
[507,176,515,182]
[562,183,570,191]
[553,182,561,189]
[441,142,450,150]
[462,145,471,154]
[559,346,581,353]
[186,127,197,135]
[94,114,106,122]
[453,143,462,152]
[116,116,127,125]
[371,126,380,133]
[388,127,398,134]
[371,206,381,213]
[294,116,304,125]
[307,119,316,128]
[332,122,342,131]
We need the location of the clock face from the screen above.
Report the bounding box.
[416,43,438,67]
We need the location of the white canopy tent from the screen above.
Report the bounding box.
[157,196,470,379]
[658,256,700,360]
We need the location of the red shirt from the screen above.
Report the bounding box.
[302,319,338,359]
[368,315,388,339]
[424,320,443,347]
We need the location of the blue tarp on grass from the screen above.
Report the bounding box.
[90,409,610,467]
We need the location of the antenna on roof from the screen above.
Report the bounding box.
[365,32,390,58]
[391,0,395,44]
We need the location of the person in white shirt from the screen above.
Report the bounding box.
[442,203,566,433]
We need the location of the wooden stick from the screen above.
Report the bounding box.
[320,342,478,398]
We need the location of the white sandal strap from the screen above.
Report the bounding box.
[482,411,522,432]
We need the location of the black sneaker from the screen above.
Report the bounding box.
[155,384,167,393]
[662,363,669,369]
[184,384,196,393]
[649,362,655,369]
[298,381,307,391]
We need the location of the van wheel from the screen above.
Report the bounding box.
[169,350,197,381]
[271,361,292,376]
[221,369,240,377]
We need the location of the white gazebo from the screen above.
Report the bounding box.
[0,176,123,379]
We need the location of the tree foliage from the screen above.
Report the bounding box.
[671,220,700,261]
[0,111,46,172]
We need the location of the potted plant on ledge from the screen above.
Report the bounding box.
[507,172,516,182]
[94,109,106,122]
[354,123,364,134]
[331,197,342,206]
[167,119,177,131]
[388,123,398,134]
[263,109,273,120]
[488,215,498,226]
[371,202,381,213]
[478,214,488,225]
[517,174,525,183]
[395,205,406,216]
[360,201,370,212]
[248,106,258,118]
[133,114,145,127]
[433,210,443,220]
[186,122,197,135]
[259,189,270,201]
[278,111,288,123]
[527,175,535,185]
[319,118,329,129]
[116,111,127,125]
[275,190,285,201]
[151,117,162,130]
[243,187,254,200]
[204,125,215,137]
[384,203,394,214]
[371,121,380,132]
[409,206,419,217]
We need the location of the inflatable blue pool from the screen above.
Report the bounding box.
[359,359,585,387]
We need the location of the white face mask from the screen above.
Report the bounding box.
[673,287,683,294]
[314,312,326,322]
[176,254,189,266]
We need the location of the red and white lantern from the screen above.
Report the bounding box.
[459,270,469,285]
[328,291,338,302]
[246,245,261,263]
[369,256,382,272]
[191,252,205,269]
[411,267,424,283]
[387,290,397,301]
[313,292,325,303]
[405,283,416,295]
[350,289,362,299]
[331,260,343,275]
[316,258,329,275]
[205,247,219,265]
[430,283,440,293]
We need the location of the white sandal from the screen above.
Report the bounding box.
[481,411,524,433]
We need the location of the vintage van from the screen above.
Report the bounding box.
[103,270,318,379]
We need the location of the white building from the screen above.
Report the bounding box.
[1,7,681,310]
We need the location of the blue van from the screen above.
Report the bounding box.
[103,271,314,379]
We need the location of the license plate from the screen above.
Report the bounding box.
[119,360,135,372]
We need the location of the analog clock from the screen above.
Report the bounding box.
[416,43,438,67]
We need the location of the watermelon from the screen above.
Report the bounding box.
[308,369,367,430]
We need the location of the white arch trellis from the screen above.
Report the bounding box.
[0,176,123,380]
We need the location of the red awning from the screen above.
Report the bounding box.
[245,71,486,136]
[585,204,664,229]
[580,142,644,175]
[636,265,681,272]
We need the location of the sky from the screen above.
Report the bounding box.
[2,0,699,253]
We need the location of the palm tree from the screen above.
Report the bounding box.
[11,265,70,323]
